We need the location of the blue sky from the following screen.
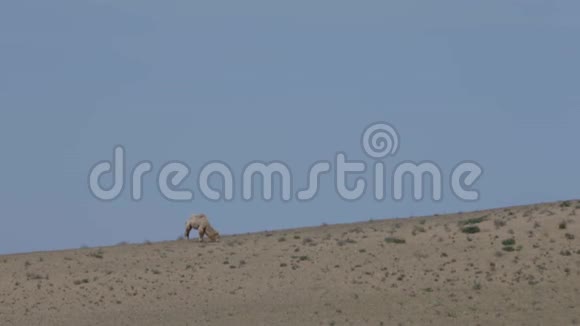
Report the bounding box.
[1,1,579,254]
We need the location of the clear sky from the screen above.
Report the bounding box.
[1,1,579,254]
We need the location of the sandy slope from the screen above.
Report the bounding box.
[1,200,579,326]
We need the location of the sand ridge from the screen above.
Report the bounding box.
[1,200,579,325]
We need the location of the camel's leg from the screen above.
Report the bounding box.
[185,224,192,239]
[198,227,206,242]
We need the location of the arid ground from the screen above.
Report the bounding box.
[1,200,579,325]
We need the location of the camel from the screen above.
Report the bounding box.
[184,213,220,242]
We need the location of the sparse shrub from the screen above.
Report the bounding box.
[412,226,426,235]
[336,238,357,246]
[73,278,90,285]
[502,246,515,252]
[384,237,406,244]
[26,273,46,280]
[458,216,488,226]
[349,227,363,234]
[501,238,517,252]
[561,201,571,208]
[559,221,567,229]
[292,256,310,261]
[472,282,482,291]
[461,226,481,234]
[87,249,104,259]
[278,237,286,242]
[494,219,506,229]
[280,263,288,267]
[565,233,575,240]
[560,250,572,256]
[502,238,516,246]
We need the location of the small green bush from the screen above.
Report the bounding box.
[501,238,516,246]
[559,221,567,229]
[461,226,481,234]
[73,278,90,285]
[384,237,406,244]
[561,201,571,208]
[458,215,488,226]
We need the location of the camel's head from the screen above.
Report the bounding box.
[208,231,220,242]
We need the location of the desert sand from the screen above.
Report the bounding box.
[1,200,579,326]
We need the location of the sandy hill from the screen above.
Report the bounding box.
[1,200,579,326]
